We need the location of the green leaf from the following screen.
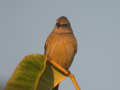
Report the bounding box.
[5,54,54,90]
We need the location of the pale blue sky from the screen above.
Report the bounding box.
[0,0,120,90]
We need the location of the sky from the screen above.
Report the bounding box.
[0,0,120,90]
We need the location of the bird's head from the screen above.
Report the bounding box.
[53,16,72,33]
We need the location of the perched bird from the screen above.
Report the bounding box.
[44,16,77,90]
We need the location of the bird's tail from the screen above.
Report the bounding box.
[52,84,59,90]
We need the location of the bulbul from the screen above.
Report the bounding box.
[44,16,77,90]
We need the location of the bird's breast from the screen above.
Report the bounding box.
[46,34,76,69]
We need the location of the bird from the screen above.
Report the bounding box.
[44,16,77,90]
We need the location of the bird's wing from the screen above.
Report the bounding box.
[44,32,54,54]
[74,37,77,54]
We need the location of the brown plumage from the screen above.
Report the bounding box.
[44,16,77,90]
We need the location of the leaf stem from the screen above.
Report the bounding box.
[69,73,80,90]
[49,60,80,90]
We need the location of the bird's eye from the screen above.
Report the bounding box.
[62,24,68,27]
[56,23,61,27]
